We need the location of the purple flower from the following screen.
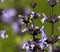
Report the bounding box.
[33,13,40,19]
[21,28,28,33]
[58,15,60,19]
[28,26,44,35]
[41,13,48,24]
[41,26,48,41]
[29,26,41,35]
[11,22,19,33]
[22,40,35,52]
[39,39,48,50]
[33,26,44,35]
[38,27,48,50]
[1,8,16,24]
[47,0,58,7]
[0,30,8,39]
[17,18,23,25]
[41,31,48,41]
[31,11,40,19]
[57,36,60,40]
[48,45,52,52]
[40,26,44,32]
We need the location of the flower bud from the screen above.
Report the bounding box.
[47,0,58,7]
[30,1,37,8]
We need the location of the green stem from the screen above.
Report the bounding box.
[51,7,54,36]
[52,7,53,16]
[51,22,54,35]
[51,7,54,52]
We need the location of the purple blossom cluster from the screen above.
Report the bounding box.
[41,13,60,24]
[22,26,49,52]
[0,0,60,52]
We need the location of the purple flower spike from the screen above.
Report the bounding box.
[41,13,48,24]
[41,31,47,41]
[22,41,29,49]
[39,39,48,50]
[41,28,48,43]
[38,28,48,50]
[22,40,35,52]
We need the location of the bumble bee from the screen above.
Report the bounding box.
[22,16,34,26]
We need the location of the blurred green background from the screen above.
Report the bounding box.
[0,0,60,52]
